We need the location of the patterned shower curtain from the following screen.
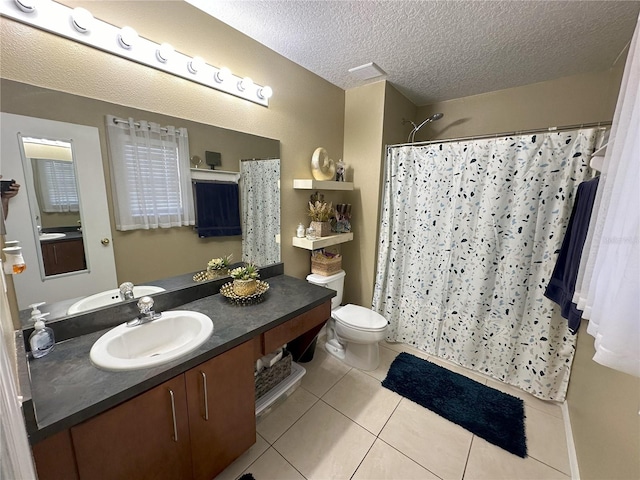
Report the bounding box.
[373,129,602,401]
[240,158,281,266]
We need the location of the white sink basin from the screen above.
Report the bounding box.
[90,310,214,371]
[39,232,66,241]
[67,286,166,315]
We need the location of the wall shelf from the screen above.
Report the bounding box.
[191,168,240,182]
[293,179,353,191]
[292,232,353,250]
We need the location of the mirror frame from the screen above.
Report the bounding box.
[18,135,90,281]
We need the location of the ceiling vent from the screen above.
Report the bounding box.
[348,62,386,81]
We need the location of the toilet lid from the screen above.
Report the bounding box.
[333,304,388,331]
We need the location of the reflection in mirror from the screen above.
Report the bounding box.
[240,158,281,266]
[19,136,88,280]
[2,81,280,322]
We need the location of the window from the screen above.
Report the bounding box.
[106,115,194,231]
[34,159,79,212]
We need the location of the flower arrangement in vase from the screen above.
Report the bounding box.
[229,263,260,296]
[206,254,233,279]
[308,193,334,237]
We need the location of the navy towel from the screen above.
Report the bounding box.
[193,181,242,237]
[545,176,599,333]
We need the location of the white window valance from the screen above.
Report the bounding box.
[106,115,194,231]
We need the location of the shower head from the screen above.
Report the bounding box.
[407,113,444,142]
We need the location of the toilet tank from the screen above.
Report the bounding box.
[306,270,346,309]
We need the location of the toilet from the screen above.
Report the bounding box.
[306,270,388,371]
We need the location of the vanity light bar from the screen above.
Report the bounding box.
[0,0,273,106]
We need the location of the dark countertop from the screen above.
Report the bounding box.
[25,274,334,444]
[18,262,265,327]
[39,231,84,242]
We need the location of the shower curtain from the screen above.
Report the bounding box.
[240,158,281,266]
[373,129,602,401]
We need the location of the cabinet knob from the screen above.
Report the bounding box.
[101,238,110,246]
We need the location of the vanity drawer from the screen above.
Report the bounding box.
[263,301,330,353]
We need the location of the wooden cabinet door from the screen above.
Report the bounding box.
[32,429,79,480]
[42,238,86,276]
[185,341,256,480]
[70,375,192,480]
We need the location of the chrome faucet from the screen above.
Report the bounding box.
[127,296,162,327]
[119,282,134,301]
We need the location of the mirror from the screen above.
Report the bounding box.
[2,79,280,322]
[19,136,88,279]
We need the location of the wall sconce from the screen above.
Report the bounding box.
[0,0,273,106]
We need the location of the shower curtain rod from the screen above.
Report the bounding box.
[388,121,612,149]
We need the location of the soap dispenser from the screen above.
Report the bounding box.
[28,303,55,359]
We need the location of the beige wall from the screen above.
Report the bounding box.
[0,1,345,284]
[341,81,417,307]
[415,68,623,141]
[567,321,640,480]
[341,81,386,307]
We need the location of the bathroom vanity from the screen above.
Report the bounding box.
[18,271,334,480]
[39,233,86,276]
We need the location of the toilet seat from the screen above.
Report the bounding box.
[332,304,388,332]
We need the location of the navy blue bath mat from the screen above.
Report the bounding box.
[382,352,527,457]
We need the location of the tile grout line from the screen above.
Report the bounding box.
[260,385,320,446]
[272,446,308,480]
[348,438,378,479]
[375,436,445,480]
[461,434,475,479]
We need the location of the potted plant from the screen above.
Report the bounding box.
[308,200,334,237]
[206,254,233,278]
[229,263,260,296]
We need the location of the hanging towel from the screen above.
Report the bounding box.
[545,176,599,333]
[193,180,242,237]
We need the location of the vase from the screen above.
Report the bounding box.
[233,278,257,296]
[310,221,332,237]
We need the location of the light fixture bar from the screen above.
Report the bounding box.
[0,0,272,106]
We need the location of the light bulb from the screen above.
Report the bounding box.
[188,56,204,74]
[71,7,94,33]
[117,26,138,49]
[238,77,253,92]
[257,86,273,100]
[156,42,174,63]
[14,0,37,13]
[214,67,231,83]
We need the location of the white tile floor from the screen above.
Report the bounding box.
[215,340,572,480]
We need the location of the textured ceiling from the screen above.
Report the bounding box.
[186,0,639,106]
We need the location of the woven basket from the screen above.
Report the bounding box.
[311,254,342,276]
[255,350,292,399]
